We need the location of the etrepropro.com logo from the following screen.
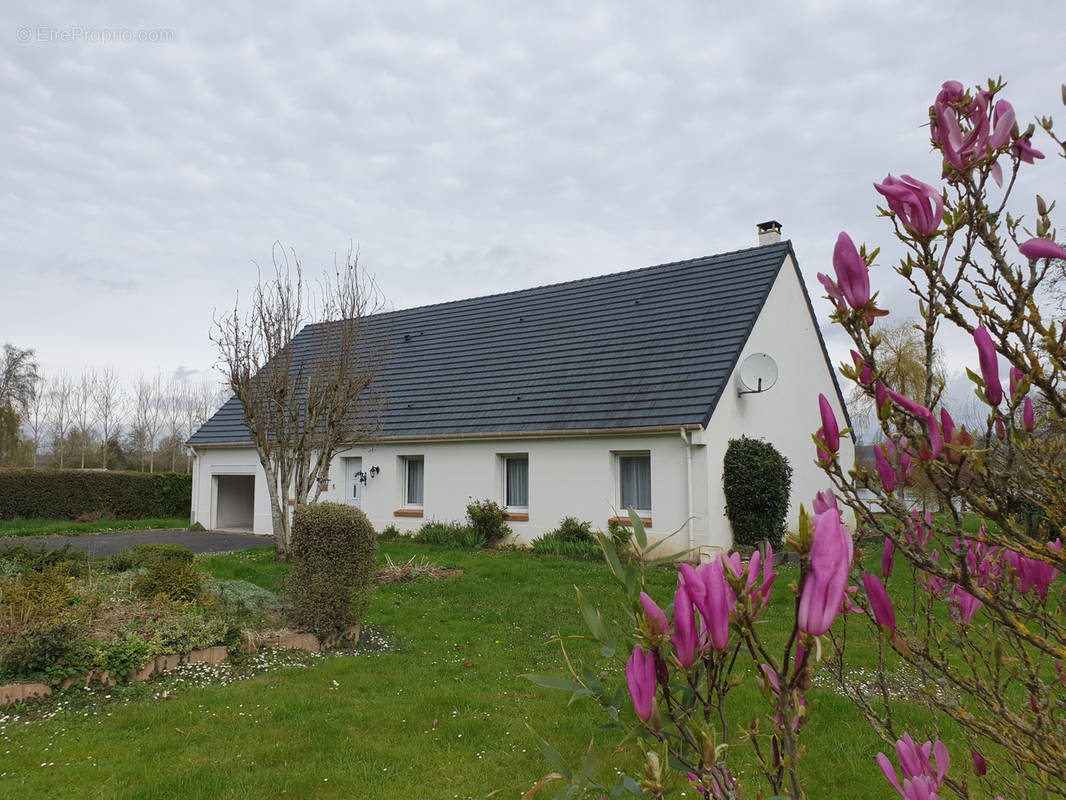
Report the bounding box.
[16,26,176,44]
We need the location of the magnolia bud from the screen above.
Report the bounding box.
[1061,83,1066,106]
[1037,195,1048,217]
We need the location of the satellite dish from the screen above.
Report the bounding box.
[737,353,778,395]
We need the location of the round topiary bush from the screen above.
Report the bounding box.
[722,436,793,548]
[285,502,377,642]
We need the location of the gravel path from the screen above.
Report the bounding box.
[0,529,272,556]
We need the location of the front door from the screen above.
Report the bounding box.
[345,457,363,509]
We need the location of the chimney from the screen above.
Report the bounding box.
[757,220,782,245]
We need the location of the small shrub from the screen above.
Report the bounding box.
[98,630,152,678]
[413,521,485,549]
[203,578,282,617]
[0,565,78,626]
[285,502,377,641]
[530,531,602,561]
[128,543,195,567]
[377,524,408,542]
[722,436,793,548]
[105,549,139,572]
[550,516,595,542]
[0,621,87,682]
[150,615,238,654]
[0,544,89,578]
[132,557,203,603]
[466,499,511,546]
[606,518,632,551]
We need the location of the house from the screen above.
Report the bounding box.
[187,222,852,556]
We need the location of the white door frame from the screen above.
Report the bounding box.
[344,457,363,509]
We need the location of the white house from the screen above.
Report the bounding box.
[187,223,852,556]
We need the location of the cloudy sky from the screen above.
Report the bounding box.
[4,1,1064,419]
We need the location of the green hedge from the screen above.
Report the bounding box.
[0,470,192,520]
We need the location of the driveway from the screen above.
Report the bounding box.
[0,529,272,557]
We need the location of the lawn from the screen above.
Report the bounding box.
[0,542,961,799]
[0,517,189,537]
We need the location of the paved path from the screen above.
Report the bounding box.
[0,529,273,556]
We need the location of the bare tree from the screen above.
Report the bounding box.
[71,370,97,469]
[183,379,225,472]
[162,381,186,471]
[212,245,386,557]
[47,374,73,469]
[133,374,164,472]
[26,374,47,468]
[94,367,125,469]
[0,344,39,411]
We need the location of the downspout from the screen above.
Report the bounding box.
[189,448,199,528]
[681,428,694,553]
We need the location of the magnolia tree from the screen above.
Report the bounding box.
[526,79,1064,800]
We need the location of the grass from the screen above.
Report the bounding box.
[0,517,189,538]
[0,542,971,799]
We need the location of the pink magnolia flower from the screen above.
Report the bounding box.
[671,583,698,667]
[874,174,944,237]
[971,750,987,776]
[1005,540,1061,600]
[1014,134,1044,164]
[875,444,897,493]
[798,506,854,636]
[949,584,983,625]
[1019,237,1066,262]
[817,271,846,311]
[703,558,734,650]
[973,326,1003,406]
[875,381,890,417]
[1009,367,1025,400]
[832,232,871,310]
[639,591,669,636]
[851,350,873,385]
[1023,396,1035,432]
[819,393,840,454]
[882,537,896,579]
[813,489,838,515]
[995,417,1006,441]
[988,100,1015,150]
[878,734,950,800]
[886,387,931,419]
[862,572,896,635]
[626,647,657,722]
[940,408,955,446]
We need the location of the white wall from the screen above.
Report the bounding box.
[191,433,695,545]
[190,448,275,534]
[699,253,854,550]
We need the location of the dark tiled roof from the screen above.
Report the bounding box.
[189,241,798,444]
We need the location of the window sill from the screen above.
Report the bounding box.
[504,512,529,522]
[608,515,652,527]
[393,508,424,518]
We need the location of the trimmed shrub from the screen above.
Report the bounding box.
[285,502,377,641]
[132,558,203,603]
[413,521,485,549]
[0,469,192,520]
[466,499,511,546]
[550,516,595,542]
[722,436,793,548]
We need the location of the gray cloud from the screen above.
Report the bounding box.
[3,0,1064,393]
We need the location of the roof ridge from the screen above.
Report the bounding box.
[308,240,791,327]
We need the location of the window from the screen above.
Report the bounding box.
[403,456,424,506]
[618,453,651,512]
[504,455,529,509]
